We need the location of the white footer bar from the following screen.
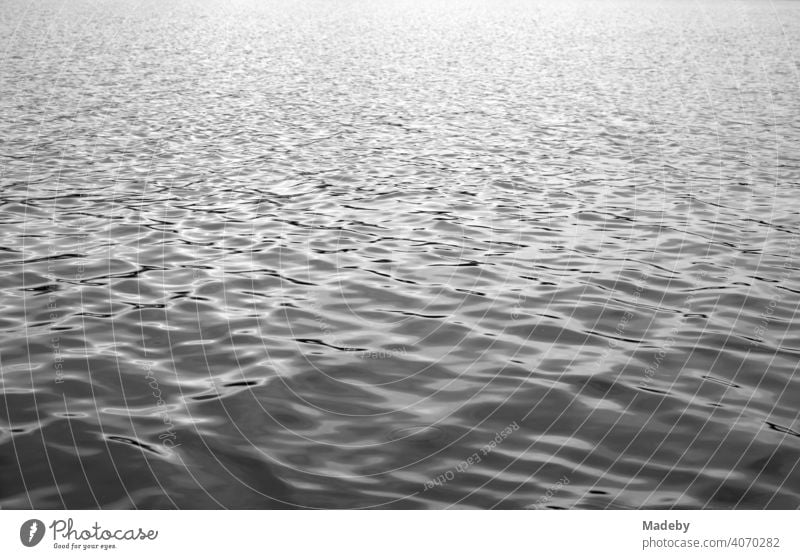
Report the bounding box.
[1,510,797,558]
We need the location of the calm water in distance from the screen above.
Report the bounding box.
[1,0,799,509]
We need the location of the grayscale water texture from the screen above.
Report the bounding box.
[1,0,799,509]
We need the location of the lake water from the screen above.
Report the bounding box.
[1,0,799,509]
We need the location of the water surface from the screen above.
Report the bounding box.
[1,0,799,509]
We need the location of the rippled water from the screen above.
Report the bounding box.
[1,0,799,509]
